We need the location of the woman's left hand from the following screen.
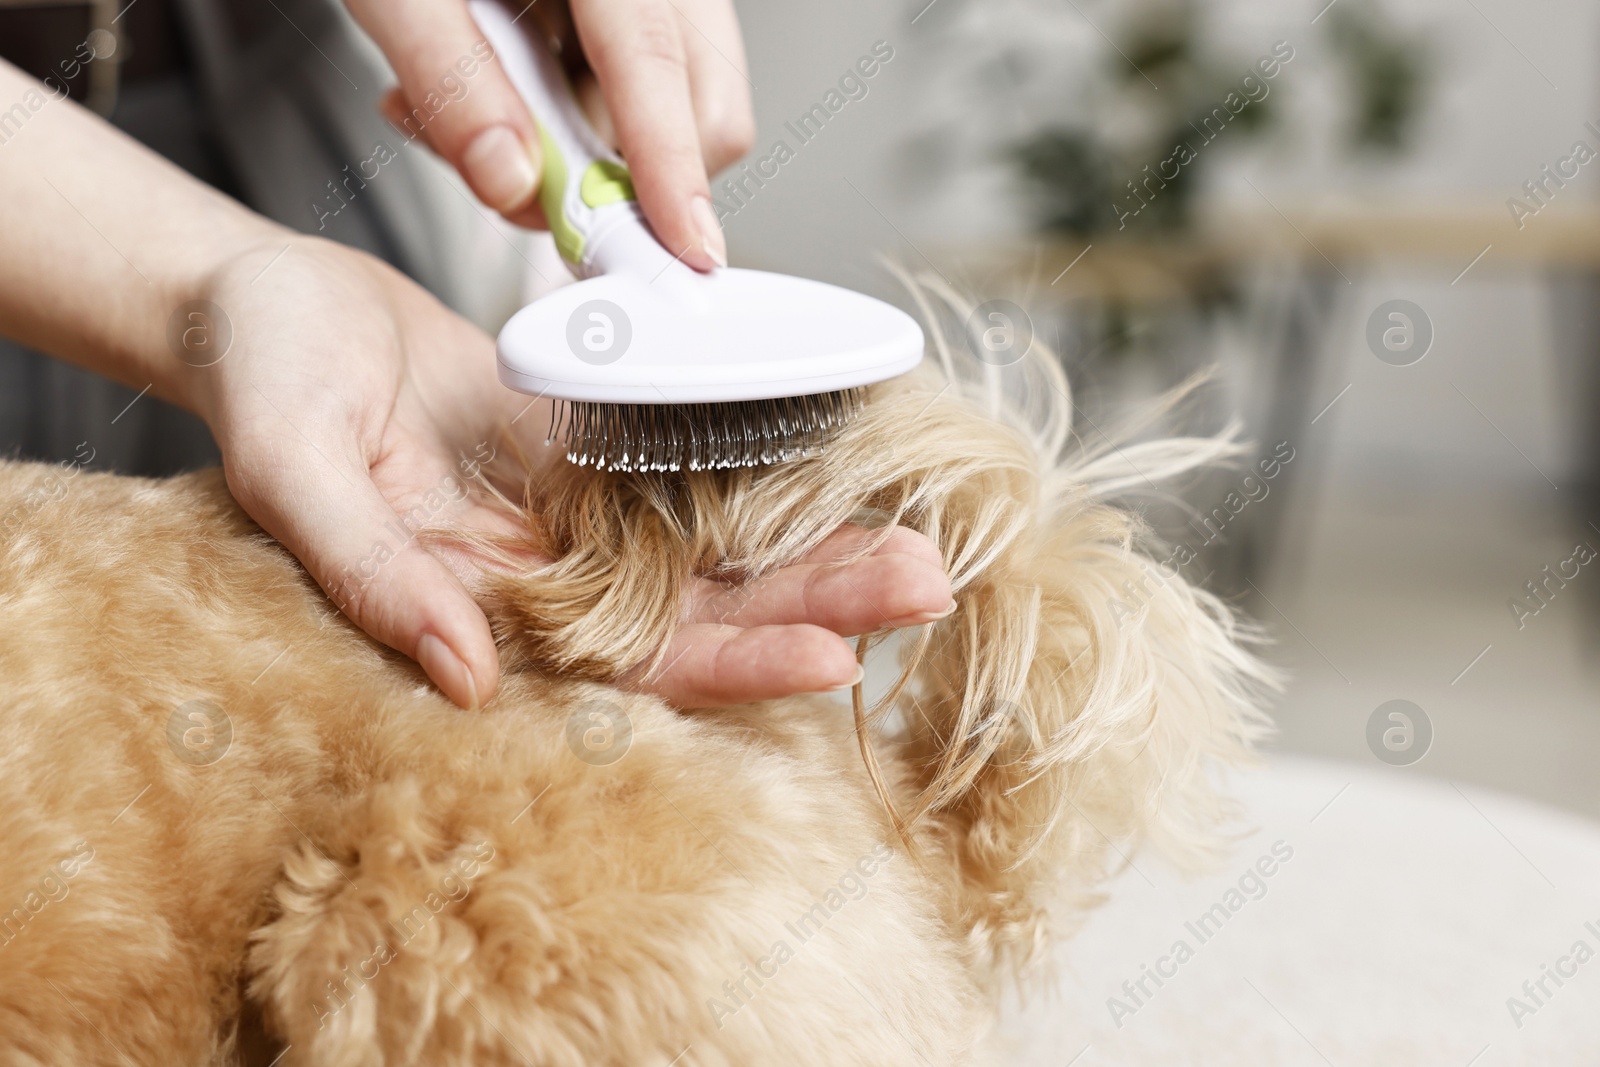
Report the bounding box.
[184,238,952,710]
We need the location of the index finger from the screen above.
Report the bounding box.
[347,0,544,220]
[571,0,725,270]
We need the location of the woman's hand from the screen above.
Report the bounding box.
[346,0,755,270]
[183,238,953,709]
[0,58,948,711]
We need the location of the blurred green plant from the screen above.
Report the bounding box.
[1010,0,1428,238]
[1325,0,1430,153]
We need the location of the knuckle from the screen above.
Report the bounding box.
[879,525,942,564]
[879,556,934,606]
[611,10,685,72]
[331,574,379,628]
[707,587,742,625]
[802,564,844,619]
[707,633,748,696]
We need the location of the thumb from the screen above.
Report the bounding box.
[225,450,501,709]
[349,0,544,220]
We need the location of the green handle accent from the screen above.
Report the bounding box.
[536,123,586,264]
[580,160,636,208]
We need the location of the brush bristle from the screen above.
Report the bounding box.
[549,389,866,472]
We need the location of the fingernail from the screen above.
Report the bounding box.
[829,664,866,692]
[692,195,727,268]
[462,125,538,214]
[889,598,959,628]
[418,632,480,710]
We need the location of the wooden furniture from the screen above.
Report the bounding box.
[927,203,1600,593]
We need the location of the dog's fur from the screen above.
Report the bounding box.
[0,278,1269,1066]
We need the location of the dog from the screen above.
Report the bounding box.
[0,277,1270,1065]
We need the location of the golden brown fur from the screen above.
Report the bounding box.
[0,278,1269,1065]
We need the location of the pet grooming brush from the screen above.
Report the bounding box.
[470,0,924,472]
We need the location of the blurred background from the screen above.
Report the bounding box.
[2,0,1597,1058]
[731,0,1600,825]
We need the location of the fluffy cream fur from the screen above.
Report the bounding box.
[0,276,1270,1066]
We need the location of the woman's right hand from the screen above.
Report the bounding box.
[345,0,755,270]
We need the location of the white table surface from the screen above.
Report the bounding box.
[988,756,1600,1067]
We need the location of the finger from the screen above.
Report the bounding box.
[571,0,725,270]
[796,523,945,569]
[380,87,441,156]
[671,0,755,174]
[689,553,954,634]
[628,623,861,706]
[346,0,543,218]
[223,444,499,709]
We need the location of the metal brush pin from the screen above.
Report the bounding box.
[550,388,866,472]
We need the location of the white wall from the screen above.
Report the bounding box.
[729,0,1600,484]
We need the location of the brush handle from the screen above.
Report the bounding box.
[468,0,690,285]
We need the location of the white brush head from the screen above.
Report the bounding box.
[496,267,925,404]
